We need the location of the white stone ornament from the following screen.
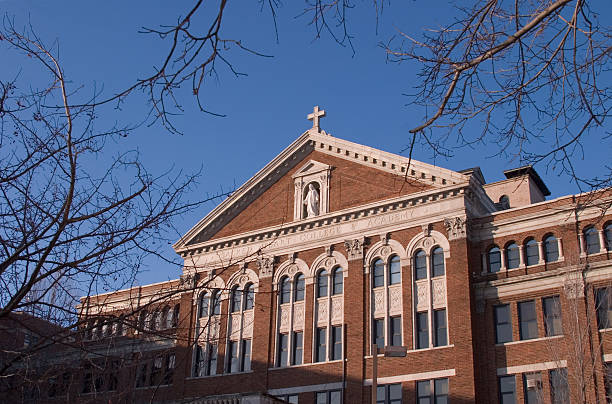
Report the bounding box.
[444,217,467,240]
[307,105,326,132]
[303,183,320,218]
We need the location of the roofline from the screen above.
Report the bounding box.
[503,165,551,196]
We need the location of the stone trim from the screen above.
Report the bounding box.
[268,382,345,396]
[363,368,456,385]
[497,360,567,375]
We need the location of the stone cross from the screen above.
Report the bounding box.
[307,105,326,131]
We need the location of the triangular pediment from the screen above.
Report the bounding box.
[174,130,471,252]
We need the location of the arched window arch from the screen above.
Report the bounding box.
[505,243,520,270]
[244,283,255,310]
[317,270,329,298]
[294,274,305,302]
[280,276,291,304]
[231,286,242,313]
[488,246,501,273]
[605,223,612,251]
[524,239,539,266]
[544,235,559,262]
[372,259,385,287]
[584,226,600,255]
[388,256,401,285]
[431,247,445,277]
[414,250,427,280]
[332,267,343,295]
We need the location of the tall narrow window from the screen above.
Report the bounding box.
[377,383,402,404]
[505,243,520,269]
[525,239,539,266]
[523,373,542,404]
[292,331,303,365]
[244,283,254,310]
[416,381,430,404]
[494,304,512,343]
[544,235,559,262]
[294,274,305,302]
[416,312,429,349]
[227,341,239,373]
[389,256,401,285]
[208,344,217,375]
[434,378,448,404]
[605,223,612,251]
[414,250,427,280]
[332,267,343,295]
[390,317,402,347]
[434,309,447,347]
[241,339,251,371]
[543,296,562,336]
[549,369,568,404]
[317,270,329,297]
[231,287,242,313]
[280,277,291,304]
[277,334,288,367]
[316,328,327,362]
[373,319,384,350]
[518,301,538,340]
[488,246,501,273]
[596,288,612,330]
[331,326,342,360]
[211,290,221,315]
[585,226,600,255]
[498,375,516,404]
[373,259,385,287]
[431,248,445,277]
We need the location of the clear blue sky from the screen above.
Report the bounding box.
[2,1,610,285]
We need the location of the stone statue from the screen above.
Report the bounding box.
[303,183,320,218]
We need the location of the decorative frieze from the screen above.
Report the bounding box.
[444,217,467,240]
[345,238,365,261]
[256,256,274,278]
[279,305,290,333]
[230,313,241,341]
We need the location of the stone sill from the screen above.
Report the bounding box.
[268,359,344,371]
[495,334,563,347]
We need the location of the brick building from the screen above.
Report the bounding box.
[37,108,612,403]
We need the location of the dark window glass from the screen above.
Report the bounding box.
[585,226,600,255]
[416,312,429,349]
[172,304,180,328]
[518,301,538,340]
[605,364,612,403]
[431,248,445,277]
[596,288,612,330]
[549,368,568,404]
[317,270,329,297]
[434,378,448,404]
[241,339,251,371]
[316,328,327,362]
[292,332,303,365]
[434,309,447,347]
[414,250,427,280]
[331,326,342,360]
[605,223,612,251]
[488,247,501,273]
[373,259,385,287]
[208,344,217,375]
[506,243,520,269]
[333,267,343,295]
[211,291,221,315]
[199,293,209,318]
[499,375,516,404]
[494,304,513,343]
[390,316,402,346]
[278,334,288,367]
[378,384,402,404]
[544,235,559,262]
[286,395,299,404]
[523,373,541,404]
[417,380,430,404]
[316,391,342,404]
[228,341,239,373]
[374,319,385,349]
[280,277,291,304]
[316,392,327,404]
[194,345,205,377]
[231,287,242,313]
[389,256,401,285]
[329,390,342,404]
[525,239,539,266]
[543,296,563,336]
[294,274,305,302]
[244,284,254,310]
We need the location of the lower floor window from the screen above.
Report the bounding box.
[549,368,568,404]
[194,344,217,377]
[376,383,402,404]
[228,339,252,373]
[279,394,298,403]
[523,372,542,404]
[498,375,516,404]
[416,378,448,404]
[316,389,342,404]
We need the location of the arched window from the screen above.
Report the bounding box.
[244,283,254,310]
[210,291,221,315]
[488,246,501,273]
[172,304,180,328]
[505,243,520,269]
[161,306,170,329]
[199,292,210,318]
[317,270,328,298]
[431,248,445,277]
[332,267,343,295]
[414,250,427,280]
[605,223,612,251]
[585,226,600,255]
[372,259,385,287]
[388,256,401,285]
[525,239,539,266]
[231,286,242,313]
[280,276,291,304]
[294,274,305,302]
[544,235,559,262]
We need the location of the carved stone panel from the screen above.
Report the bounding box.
[444,217,467,240]
[389,285,402,316]
[317,299,328,327]
[279,305,290,333]
[230,313,241,341]
[345,238,364,261]
[293,301,305,331]
[209,315,221,340]
[373,288,385,318]
[257,256,274,278]
[415,281,429,312]
[243,310,254,338]
[432,278,447,308]
[331,296,343,324]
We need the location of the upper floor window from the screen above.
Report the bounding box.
[488,246,501,273]
[431,248,445,277]
[332,267,344,295]
[498,375,516,404]
[605,223,612,251]
[505,243,520,270]
[417,378,448,404]
[231,287,242,313]
[373,259,385,287]
[525,239,539,266]
[276,267,308,367]
[315,262,345,363]
[494,304,512,344]
[294,274,305,302]
[280,277,291,304]
[317,270,329,297]
[585,226,600,255]
[377,383,402,404]
[596,287,612,330]
[518,300,538,340]
[414,250,427,280]
[544,235,559,262]
[389,256,401,284]
[543,296,562,336]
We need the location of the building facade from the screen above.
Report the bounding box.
[29,109,612,403]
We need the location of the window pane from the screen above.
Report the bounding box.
[293,332,303,365]
[280,277,291,304]
[316,392,328,404]
[417,312,429,349]
[244,285,254,310]
[374,319,385,349]
[544,236,559,262]
[231,287,242,313]
[523,373,541,404]
[431,248,445,277]
[525,240,539,266]
[518,301,538,340]
[597,288,612,330]
[389,256,401,285]
[494,304,512,343]
[434,378,448,404]
[605,363,612,403]
[414,251,427,280]
[211,291,221,315]
[278,334,288,367]
[506,243,520,269]
[550,369,568,404]
[294,274,305,301]
[242,339,251,371]
[331,326,342,360]
[333,267,344,295]
[199,293,209,318]
[543,296,562,336]
[585,227,600,254]
[330,390,342,404]
[316,328,327,362]
[434,310,447,347]
[499,375,516,404]
[229,341,240,373]
[488,247,501,273]
[605,224,612,251]
[208,344,218,375]
[390,317,402,346]
[376,386,386,404]
[373,259,385,287]
[417,380,430,404]
[318,270,328,297]
[388,383,402,404]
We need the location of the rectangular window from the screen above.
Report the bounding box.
[543,296,562,336]
[292,332,303,365]
[416,380,430,404]
[377,383,402,404]
[278,334,288,367]
[316,328,327,362]
[150,356,163,386]
[518,300,538,340]
[523,373,542,404]
[498,375,516,404]
[390,317,402,347]
[434,378,448,404]
[194,345,205,377]
[228,341,239,373]
[208,344,218,375]
[417,379,448,404]
[135,363,147,388]
[163,354,175,385]
[331,326,342,360]
[374,319,385,349]
[241,339,251,371]
[434,310,447,347]
[315,389,342,404]
[549,368,568,404]
[494,304,513,343]
[596,288,612,330]
[416,312,429,349]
